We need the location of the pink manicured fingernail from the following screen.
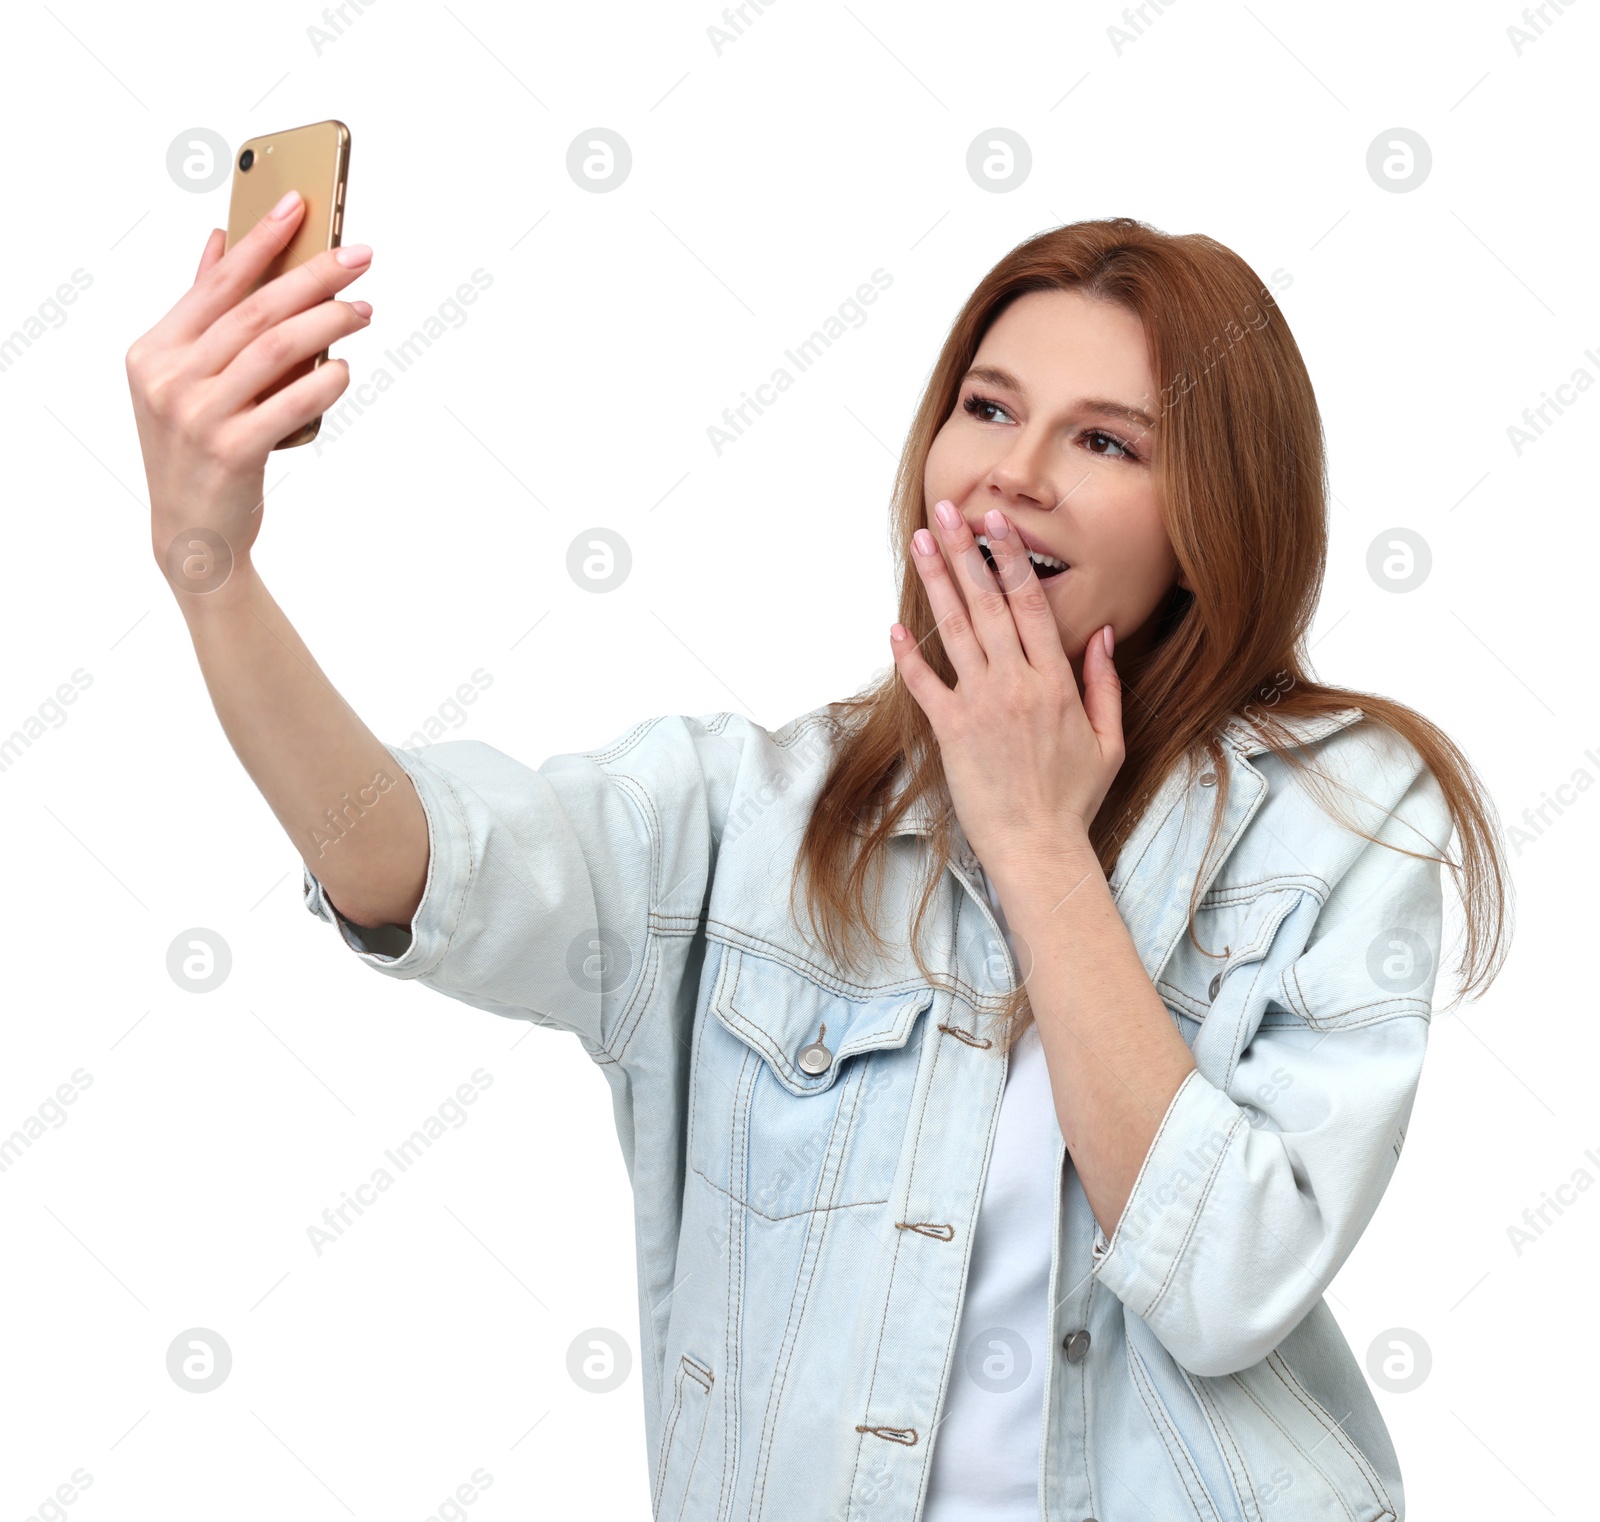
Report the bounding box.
[984,508,1009,538]
[1104,624,1115,657]
[934,500,960,530]
[914,528,938,557]
[267,189,303,220]
[335,244,372,267]
[349,300,373,318]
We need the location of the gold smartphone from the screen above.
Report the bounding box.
[223,119,351,449]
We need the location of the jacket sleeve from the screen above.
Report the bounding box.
[1088,746,1454,1377]
[300,712,755,1060]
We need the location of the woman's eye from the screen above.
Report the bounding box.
[962,392,1012,424]
[1084,428,1137,461]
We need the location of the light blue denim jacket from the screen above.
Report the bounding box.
[302,699,1451,1522]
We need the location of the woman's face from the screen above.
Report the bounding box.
[923,287,1186,675]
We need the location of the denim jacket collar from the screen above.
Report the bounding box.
[880,704,1367,987]
[883,705,1365,838]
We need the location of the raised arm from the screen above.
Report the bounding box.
[126,194,422,929]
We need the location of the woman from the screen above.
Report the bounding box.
[127,207,1509,1521]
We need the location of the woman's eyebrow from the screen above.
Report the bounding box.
[963,364,1156,431]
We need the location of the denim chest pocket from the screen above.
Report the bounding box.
[1156,884,1304,1023]
[689,943,936,1219]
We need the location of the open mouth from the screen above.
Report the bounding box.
[975,533,1069,580]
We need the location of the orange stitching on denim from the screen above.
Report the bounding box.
[937,1022,992,1048]
[1267,1353,1394,1514]
[652,1360,688,1517]
[849,980,968,1507]
[855,1424,918,1445]
[751,1033,869,1520]
[680,1352,715,1393]
[1182,1371,1260,1520]
[1126,1337,1222,1521]
[894,1220,955,1240]
[1224,1368,1362,1522]
[1147,1110,1243,1316]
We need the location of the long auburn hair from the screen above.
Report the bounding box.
[790,216,1510,1052]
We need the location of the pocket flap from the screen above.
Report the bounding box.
[1156,885,1303,1020]
[708,944,935,1098]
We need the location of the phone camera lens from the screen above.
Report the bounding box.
[238,149,255,172]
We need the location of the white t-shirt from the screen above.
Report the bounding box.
[923,866,1060,1520]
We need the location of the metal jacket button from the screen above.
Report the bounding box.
[1063,1329,1090,1363]
[1208,972,1223,1000]
[797,1023,833,1075]
[1199,771,1217,786]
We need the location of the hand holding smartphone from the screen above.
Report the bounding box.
[223,118,352,449]
[126,117,370,588]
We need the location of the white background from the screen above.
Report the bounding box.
[0,0,1594,1517]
